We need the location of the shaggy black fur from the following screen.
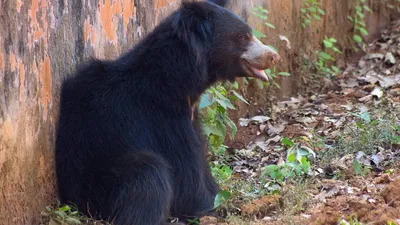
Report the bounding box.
[56,1,255,224]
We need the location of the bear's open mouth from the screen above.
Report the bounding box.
[242,59,269,82]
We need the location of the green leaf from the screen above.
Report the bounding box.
[215,98,234,110]
[332,47,342,54]
[213,190,231,209]
[287,153,296,163]
[262,165,280,181]
[357,20,366,27]
[54,210,67,218]
[215,92,235,110]
[232,90,249,104]
[265,68,272,75]
[262,165,278,177]
[272,81,280,89]
[199,93,214,109]
[331,65,340,73]
[299,146,316,158]
[323,40,333,48]
[256,79,265,89]
[313,14,321,20]
[58,205,71,212]
[318,8,325,15]
[253,30,266,38]
[363,5,372,12]
[278,72,291,76]
[370,120,378,126]
[347,16,354,22]
[300,156,310,166]
[308,7,316,12]
[225,117,237,139]
[360,111,371,123]
[232,81,239,89]
[264,165,284,181]
[356,11,365,19]
[353,160,362,175]
[265,22,276,29]
[359,27,368,36]
[202,124,224,137]
[320,52,332,60]
[281,137,295,147]
[267,45,278,52]
[392,135,400,145]
[355,5,363,12]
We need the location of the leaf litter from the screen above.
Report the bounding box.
[202,20,400,225]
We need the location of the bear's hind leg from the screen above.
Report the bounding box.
[83,151,173,225]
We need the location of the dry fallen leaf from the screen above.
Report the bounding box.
[239,116,271,127]
[279,35,291,49]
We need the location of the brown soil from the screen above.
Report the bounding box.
[309,177,400,225]
[225,123,260,150]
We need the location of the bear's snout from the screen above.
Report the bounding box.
[266,51,281,66]
[242,36,281,69]
[241,36,282,81]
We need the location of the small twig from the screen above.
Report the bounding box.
[369,195,400,225]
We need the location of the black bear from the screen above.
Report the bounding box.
[55,0,280,224]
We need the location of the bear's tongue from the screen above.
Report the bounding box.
[250,67,269,82]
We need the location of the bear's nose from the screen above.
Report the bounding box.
[241,36,282,70]
[271,53,281,64]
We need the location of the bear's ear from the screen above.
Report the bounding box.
[207,0,229,7]
[172,2,214,65]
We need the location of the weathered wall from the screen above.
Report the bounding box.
[233,0,399,118]
[0,0,398,224]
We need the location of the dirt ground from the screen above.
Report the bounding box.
[200,20,400,225]
[309,175,400,225]
[40,17,400,225]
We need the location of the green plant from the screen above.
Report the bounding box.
[348,0,372,51]
[280,180,313,221]
[251,6,275,39]
[260,137,315,194]
[321,109,400,165]
[301,0,325,28]
[251,67,291,89]
[41,203,84,225]
[348,111,399,154]
[349,111,400,176]
[315,37,342,77]
[211,164,233,187]
[186,218,200,225]
[200,82,248,155]
[171,192,233,225]
[199,83,246,206]
[353,159,371,177]
[213,190,231,209]
[250,6,292,88]
[339,216,363,225]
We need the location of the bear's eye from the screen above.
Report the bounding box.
[238,34,249,41]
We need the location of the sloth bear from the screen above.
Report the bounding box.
[55,0,280,224]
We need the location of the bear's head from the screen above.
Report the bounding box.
[173,0,281,83]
